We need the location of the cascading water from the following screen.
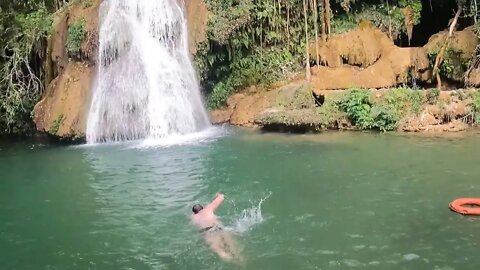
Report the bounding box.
[86,0,210,143]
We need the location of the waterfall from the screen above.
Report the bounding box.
[86,0,210,143]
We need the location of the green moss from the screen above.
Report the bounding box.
[49,114,65,135]
[67,17,86,59]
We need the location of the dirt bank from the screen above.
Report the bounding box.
[308,24,478,92]
[210,24,479,133]
[211,82,478,133]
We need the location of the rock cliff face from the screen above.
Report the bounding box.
[33,0,210,139]
[308,24,478,92]
[33,0,101,139]
[210,24,479,133]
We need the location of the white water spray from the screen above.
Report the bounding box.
[226,193,272,234]
[86,0,210,143]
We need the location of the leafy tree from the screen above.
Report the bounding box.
[0,0,69,134]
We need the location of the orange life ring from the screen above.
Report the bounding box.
[449,198,480,215]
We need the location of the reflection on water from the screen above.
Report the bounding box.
[1,130,480,269]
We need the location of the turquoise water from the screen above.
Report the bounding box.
[1,129,480,270]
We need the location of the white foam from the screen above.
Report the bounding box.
[403,253,420,261]
[131,126,227,149]
[73,126,229,150]
[86,0,210,143]
[226,192,271,234]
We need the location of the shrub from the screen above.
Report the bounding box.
[337,88,374,129]
[207,81,235,109]
[0,6,53,134]
[383,87,425,115]
[469,91,480,124]
[426,88,440,105]
[317,93,345,127]
[370,104,399,131]
[409,90,425,114]
[67,17,86,59]
[206,47,298,109]
[337,88,406,131]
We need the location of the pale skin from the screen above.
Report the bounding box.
[191,193,241,261]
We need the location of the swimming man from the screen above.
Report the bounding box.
[191,193,240,261]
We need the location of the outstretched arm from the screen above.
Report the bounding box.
[205,193,224,212]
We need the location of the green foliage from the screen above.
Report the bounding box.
[67,17,86,59]
[200,0,318,108]
[206,47,298,108]
[200,0,427,109]
[207,81,235,109]
[426,88,440,105]
[316,92,344,126]
[331,0,422,37]
[330,13,357,34]
[336,87,427,131]
[337,88,374,129]
[469,90,480,124]
[205,0,253,44]
[427,47,470,80]
[0,3,54,134]
[399,0,422,24]
[370,104,399,132]
[383,87,425,115]
[49,114,64,135]
[408,90,425,114]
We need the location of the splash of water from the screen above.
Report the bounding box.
[226,192,272,234]
[86,0,210,143]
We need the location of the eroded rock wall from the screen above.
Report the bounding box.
[33,0,101,139]
[308,24,478,92]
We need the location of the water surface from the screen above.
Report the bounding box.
[1,129,480,270]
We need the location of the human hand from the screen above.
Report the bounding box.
[215,193,224,199]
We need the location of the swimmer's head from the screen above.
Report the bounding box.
[192,204,204,214]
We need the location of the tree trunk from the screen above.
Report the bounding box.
[324,0,331,37]
[303,0,311,81]
[286,2,290,44]
[321,0,326,42]
[313,0,320,69]
[432,6,462,89]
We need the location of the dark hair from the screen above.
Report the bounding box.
[192,204,204,214]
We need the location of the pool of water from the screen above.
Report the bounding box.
[1,129,480,270]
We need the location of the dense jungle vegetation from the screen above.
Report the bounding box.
[0,0,479,135]
[0,0,67,134]
[196,0,480,108]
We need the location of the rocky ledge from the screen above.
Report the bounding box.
[210,82,478,133]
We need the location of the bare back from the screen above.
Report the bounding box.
[191,193,225,229]
[190,193,241,262]
[191,209,219,229]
